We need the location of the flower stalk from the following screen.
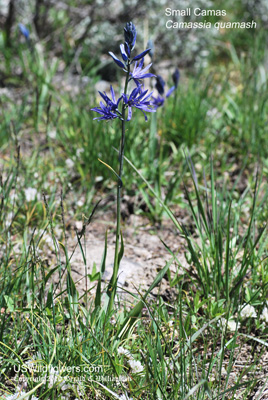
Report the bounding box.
[107,61,130,313]
[91,22,155,314]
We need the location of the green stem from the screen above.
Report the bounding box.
[171,89,178,120]
[107,60,130,314]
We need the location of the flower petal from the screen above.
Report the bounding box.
[110,85,116,103]
[139,73,156,79]
[132,48,151,61]
[99,91,108,102]
[138,58,144,69]
[166,86,176,98]
[120,44,128,62]
[124,41,130,57]
[141,63,153,73]
[108,52,125,69]
[127,107,132,121]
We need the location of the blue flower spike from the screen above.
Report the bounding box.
[92,22,156,123]
[109,22,152,71]
[91,22,157,316]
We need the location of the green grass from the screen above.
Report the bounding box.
[0,9,268,400]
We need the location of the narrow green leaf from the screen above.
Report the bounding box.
[118,230,124,266]
[184,379,207,399]
[4,296,14,312]
[98,158,122,187]
[117,255,175,340]
[95,231,108,308]
[44,264,61,285]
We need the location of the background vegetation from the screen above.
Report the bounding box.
[0,0,268,399]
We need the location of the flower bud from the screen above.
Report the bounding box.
[18,23,30,40]
[172,68,180,88]
[124,22,137,51]
[155,76,165,96]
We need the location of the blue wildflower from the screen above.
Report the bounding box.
[130,58,155,86]
[152,75,166,108]
[18,23,30,40]
[122,86,156,121]
[91,86,122,121]
[154,68,180,103]
[151,95,165,108]
[93,22,156,123]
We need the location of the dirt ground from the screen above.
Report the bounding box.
[65,204,188,300]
